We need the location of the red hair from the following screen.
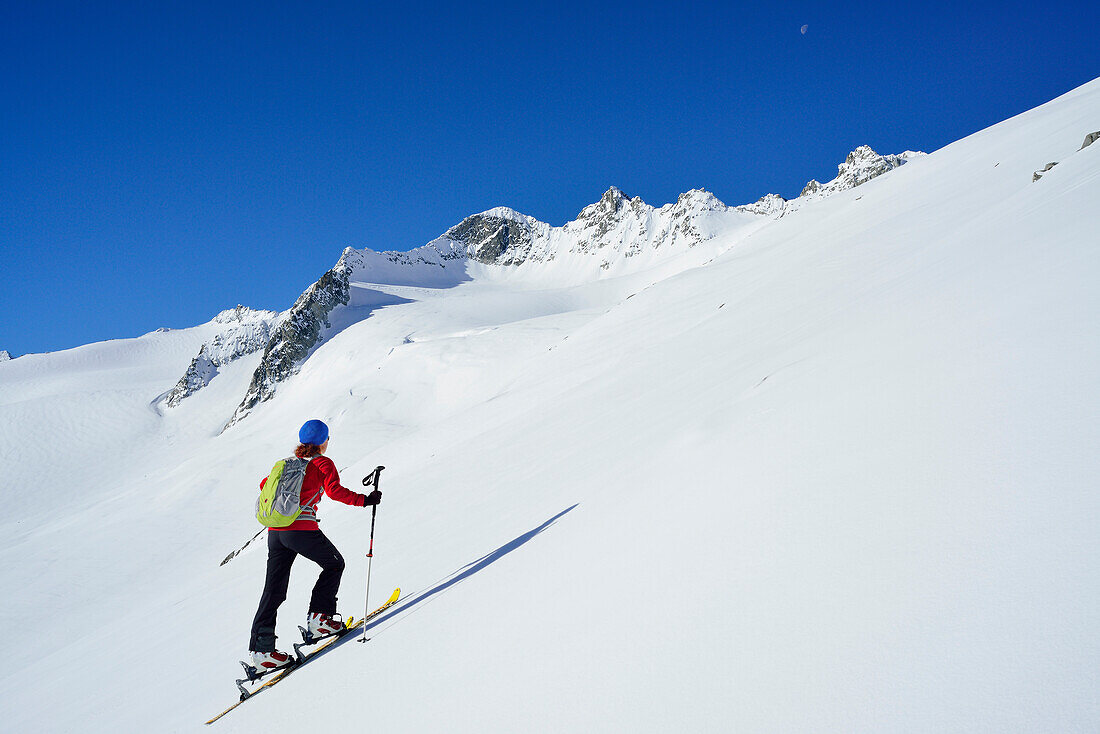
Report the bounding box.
[295,443,324,458]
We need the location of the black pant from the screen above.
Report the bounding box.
[249,529,345,652]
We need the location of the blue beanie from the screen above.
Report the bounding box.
[299,419,329,445]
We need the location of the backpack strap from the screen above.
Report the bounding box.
[297,456,324,514]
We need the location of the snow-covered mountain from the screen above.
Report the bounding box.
[2,78,1098,733]
[0,350,12,362]
[220,148,917,427]
[223,184,762,426]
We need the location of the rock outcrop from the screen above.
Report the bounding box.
[1033,161,1059,182]
[1033,129,1100,183]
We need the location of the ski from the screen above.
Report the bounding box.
[205,588,401,725]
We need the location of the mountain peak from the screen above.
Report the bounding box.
[467,206,535,225]
[583,186,629,217]
[835,145,905,187]
[212,305,278,325]
[672,188,728,212]
[843,144,881,167]
[795,145,926,203]
[442,208,543,264]
[573,186,644,223]
[735,193,788,216]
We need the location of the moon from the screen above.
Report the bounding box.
[800,24,808,35]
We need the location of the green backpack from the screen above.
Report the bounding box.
[255,457,313,528]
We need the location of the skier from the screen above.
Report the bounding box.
[248,419,382,670]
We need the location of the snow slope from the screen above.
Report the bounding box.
[1,78,1098,732]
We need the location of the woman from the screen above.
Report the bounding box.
[248,419,382,669]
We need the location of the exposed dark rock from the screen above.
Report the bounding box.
[443,212,538,264]
[226,270,351,427]
[1033,161,1059,182]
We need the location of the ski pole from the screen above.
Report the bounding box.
[219,528,264,566]
[359,465,384,642]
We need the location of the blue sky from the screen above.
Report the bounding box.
[1,0,1095,355]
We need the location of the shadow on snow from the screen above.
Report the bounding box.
[325,503,579,654]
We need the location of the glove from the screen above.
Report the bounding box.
[362,489,382,507]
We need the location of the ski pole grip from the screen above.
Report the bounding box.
[363,466,382,558]
[362,465,385,488]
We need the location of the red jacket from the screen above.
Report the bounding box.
[260,455,367,531]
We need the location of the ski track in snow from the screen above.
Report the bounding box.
[1,78,1099,732]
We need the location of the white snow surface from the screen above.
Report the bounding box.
[2,78,1099,732]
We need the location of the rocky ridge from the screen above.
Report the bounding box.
[733,146,923,218]
[225,268,351,426]
[434,185,745,271]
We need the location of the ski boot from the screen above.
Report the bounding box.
[298,611,346,645]
[235,650,294,700]
[250,649,293,672]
